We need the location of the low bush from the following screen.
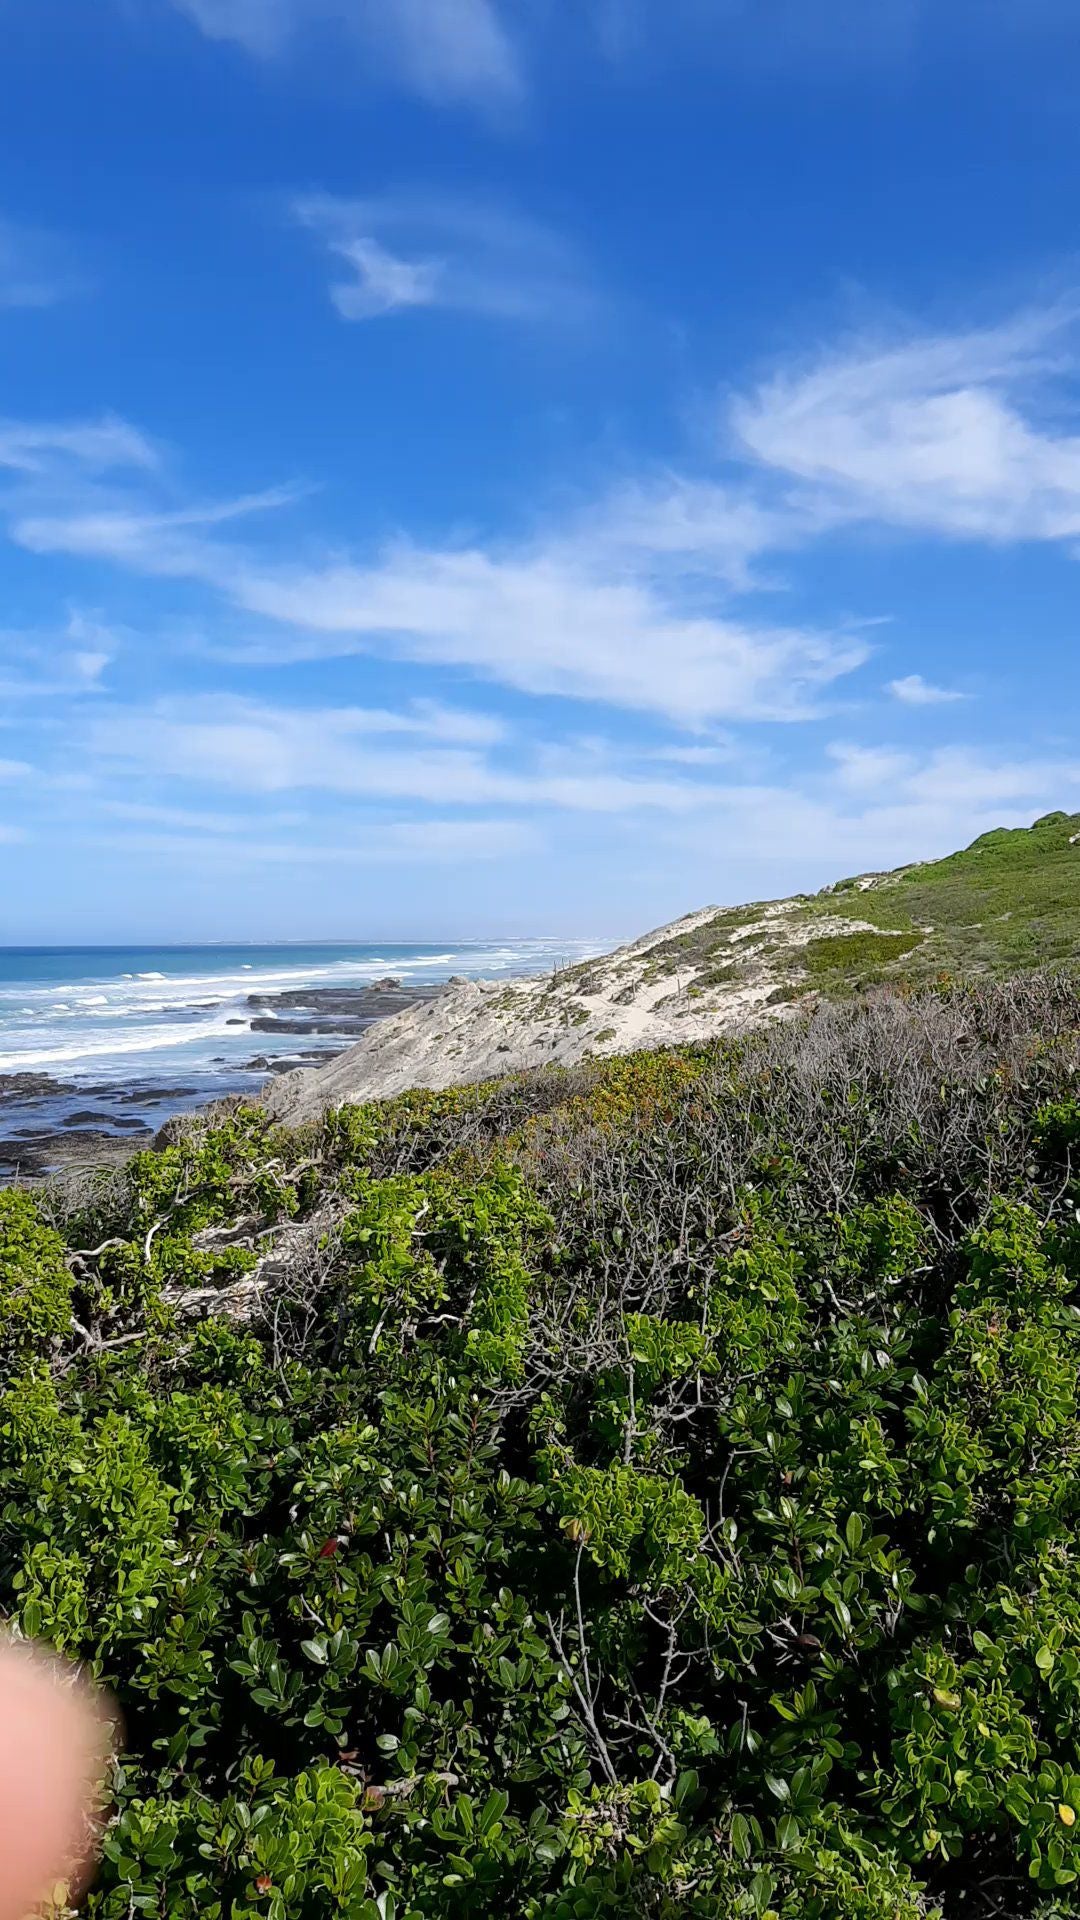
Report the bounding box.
[5,969,1080,1917]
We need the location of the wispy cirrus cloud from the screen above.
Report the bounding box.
[731,303,1080,542]
[85,816,540,867]
[12,485,301,581]
[84,695,766,812]
[4,408,867,727]
[11,293,1080,747]
[0,612,119,702]
[228,544,864,725]
[293,192,596,327]
[0,415,158,477]
[161,0,1075,116]
[166,0,522,107]
[887,673,967,706]
[83,698,1080,872]
[826,740,1080,809]
[90,796,536,863]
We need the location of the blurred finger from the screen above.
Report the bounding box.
[0,1643,109,1920]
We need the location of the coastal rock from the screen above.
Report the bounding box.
[245,982,437,1038]
[0,1073,78,1105]
[0,1127,145,1179]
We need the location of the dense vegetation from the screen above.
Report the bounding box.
[6,969,1080,1918]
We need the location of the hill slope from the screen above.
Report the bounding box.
[266,809,1080,1124]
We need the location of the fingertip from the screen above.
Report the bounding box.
[0,1642,111,1920]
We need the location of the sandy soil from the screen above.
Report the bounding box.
[265,899,875,1125]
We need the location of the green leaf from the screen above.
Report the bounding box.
[478,1790,509,1836]
[749,1870,776,1913]
[674,1769,699,1807]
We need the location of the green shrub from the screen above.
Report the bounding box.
[800,930,925,981]
[0,1190,72,1370]
[3,971,1080,1916]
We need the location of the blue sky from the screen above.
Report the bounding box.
[2,0,1080,941]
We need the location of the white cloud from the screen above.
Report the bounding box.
[294,192,594,327]
[662,744,1080,882]
[87,816,537,865]
[6,436,865,726]
[169,0,291,54]
[901,746,1080,810]
[732,304,1080,542]
[17,296,1080,751]
[572,474,792,590]
[825,740,1080,809]
[0,612,120,700]
[321,238,442,321]
[0,759,31,780]
[647,741,737,766]
[366,0,520,106]
[827,742,915,793]
[85,696,757,811]
[68,650,112,684]
[100,798,305,835]
[13,486,296,578]
[0,415,158,476]
[228,544,865,725]
[93,704,1075,856]
[168,0,521,106]
[887,672,966,706]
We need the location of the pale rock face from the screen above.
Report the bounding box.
[263,896,879,1126]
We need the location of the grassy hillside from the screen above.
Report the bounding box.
[611,809,1080,1005]
[259,815,1080,1120]
[5,969,1080,1918]
[811,809,1080,982]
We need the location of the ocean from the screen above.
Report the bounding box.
[0,938,601,1170]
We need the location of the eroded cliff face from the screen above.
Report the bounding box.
[261,896,880,1123]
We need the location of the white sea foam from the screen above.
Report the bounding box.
[0,939,603,1086]
[0,1013,240,1072]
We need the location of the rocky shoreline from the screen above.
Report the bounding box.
[0,978,438,1179]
